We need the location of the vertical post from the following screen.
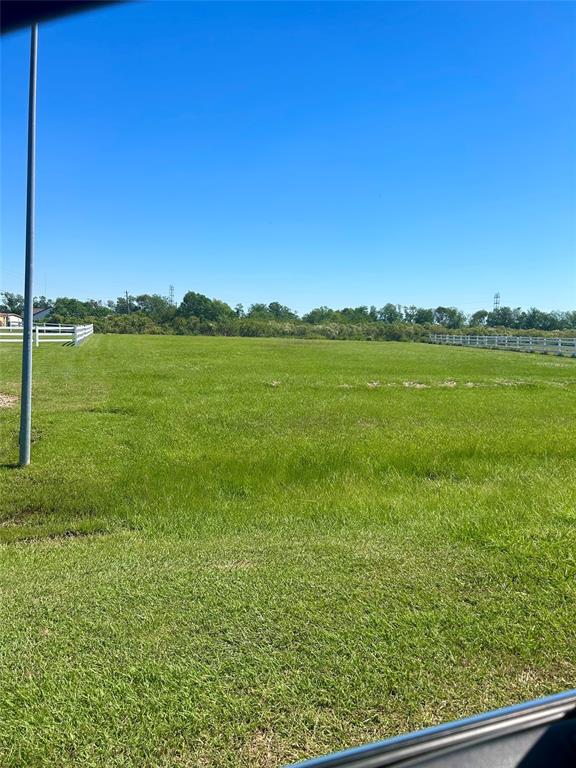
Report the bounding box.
[19,25,38,467]
[35,325,39,347]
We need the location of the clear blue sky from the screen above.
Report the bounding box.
[1,1,575,313]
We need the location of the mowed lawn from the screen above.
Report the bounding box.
[1,335,575,767]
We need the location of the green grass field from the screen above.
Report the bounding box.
[1,335,575,767]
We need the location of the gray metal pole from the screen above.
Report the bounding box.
[19,24,38,467]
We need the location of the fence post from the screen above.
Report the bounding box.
[74,326,79,346]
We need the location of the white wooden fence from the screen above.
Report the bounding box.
[429,333,576,356]
[0,323,94,346]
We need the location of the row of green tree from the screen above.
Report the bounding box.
[1,290,575,336]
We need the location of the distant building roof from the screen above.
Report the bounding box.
[0,309,52,317]
[0,309,53,317]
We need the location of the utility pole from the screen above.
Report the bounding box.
[493,292,500,311]
[19,24,38,467]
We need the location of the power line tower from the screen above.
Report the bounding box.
[493,292,500,311]
[169,284,175,306]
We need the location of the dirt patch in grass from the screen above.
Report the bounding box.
[239,729,285,767]
[51,528,108,541]
[403,381,429,389]
[357,419,379,429]
[2,526,109,545]
[0,393,18,408]
[0,506,47,526]
[0,505,124,544]
[85,405,133,415]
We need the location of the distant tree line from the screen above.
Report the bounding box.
[1,290,575,340]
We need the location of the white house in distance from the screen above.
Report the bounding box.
[0,307,53,328]
[0,312,23,328]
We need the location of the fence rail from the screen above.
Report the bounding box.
[0,323,94,346]
[429,333,576,356]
